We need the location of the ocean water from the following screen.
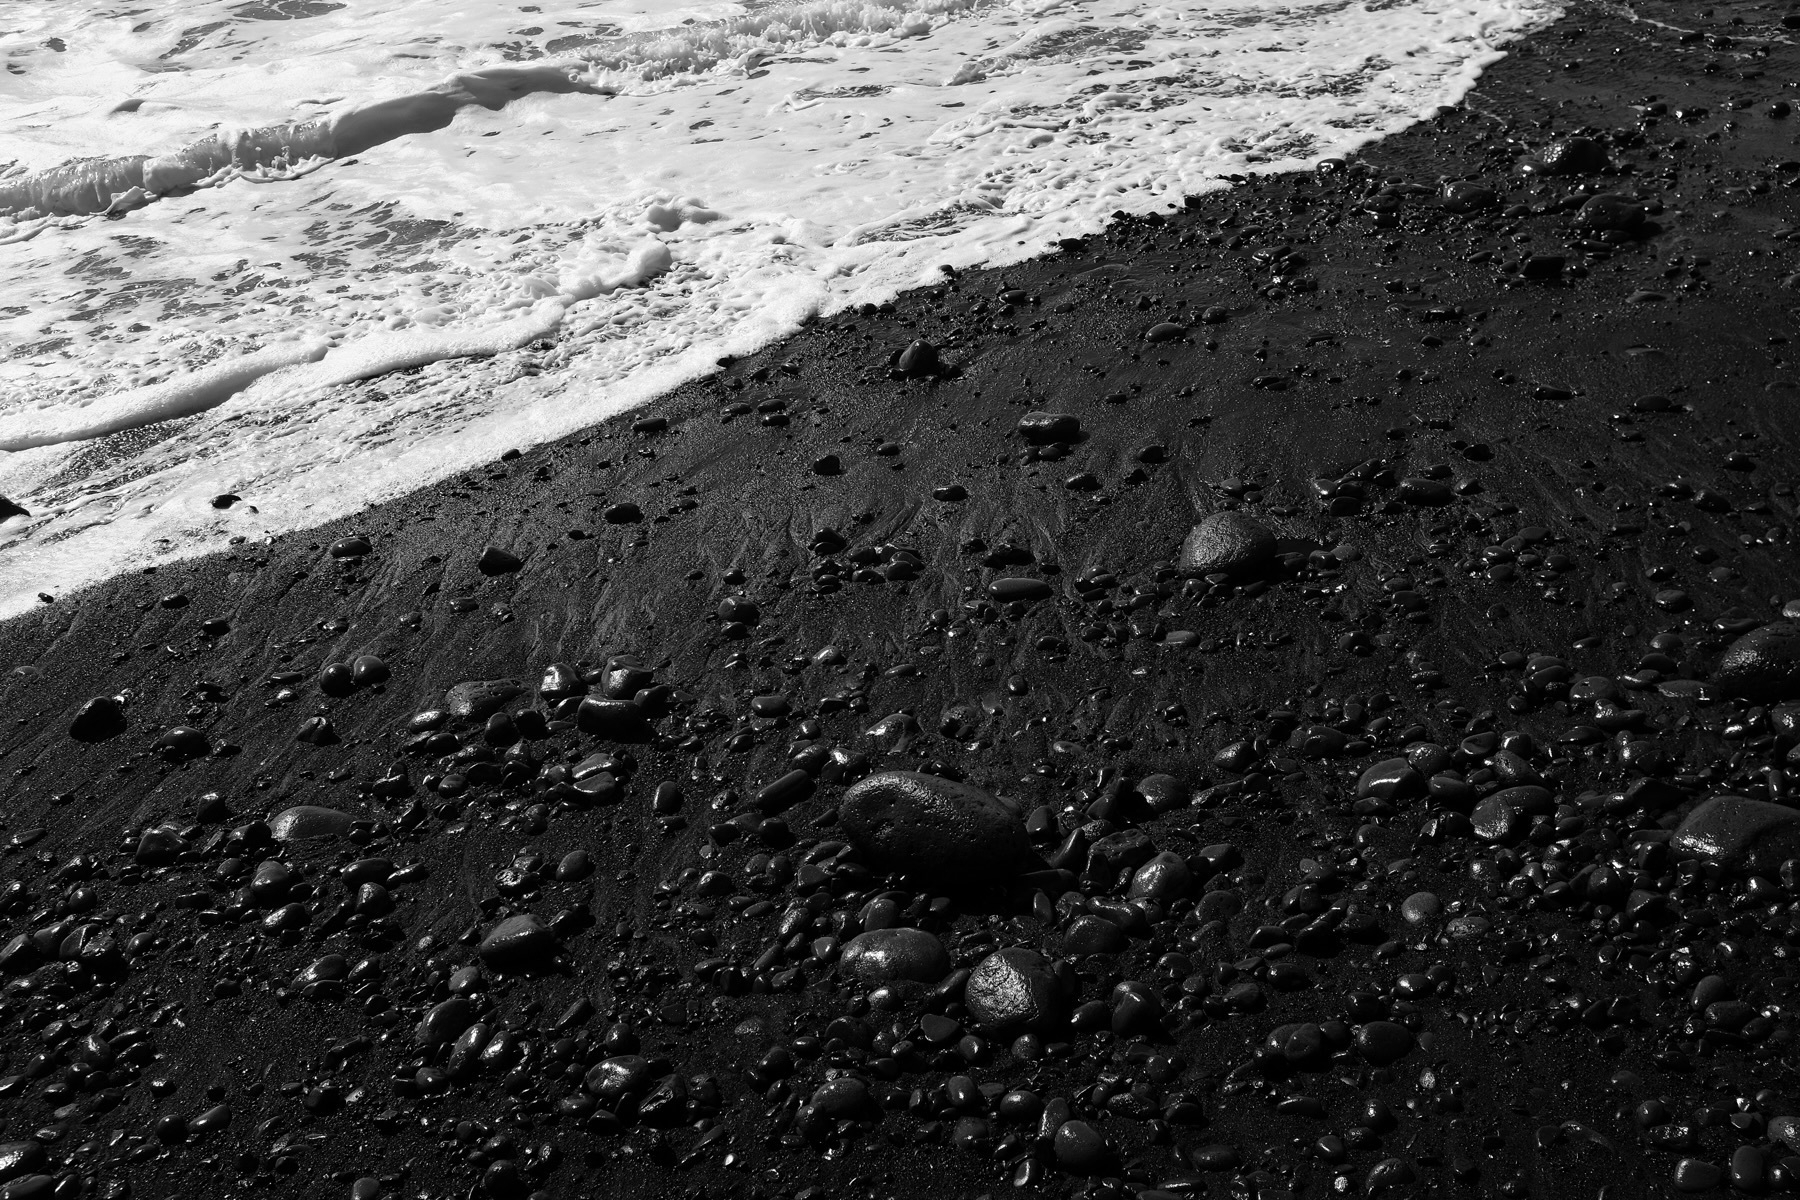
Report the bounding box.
[0,0,1555,616]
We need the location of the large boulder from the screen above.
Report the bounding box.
[1714,622,1800,702]
[269,806,355,841]
[966,948,1065,1032]
[839,771,1036,886]
[446,679,525,721]
[838,928,951,984]
[1672,796,1800,873]
[1177,512,1277,579]
[478,914,560,973]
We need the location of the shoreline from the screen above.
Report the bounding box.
[8,2,1800,1197]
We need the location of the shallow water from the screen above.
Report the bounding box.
[0,0,1555,616]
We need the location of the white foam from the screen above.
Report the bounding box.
[0,0,1559,616]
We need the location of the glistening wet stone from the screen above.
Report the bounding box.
[838,928,951,984]
[839,771,1037,885]
[1177,512,1277,579]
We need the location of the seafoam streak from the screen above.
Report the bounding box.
[0,0,1561,618]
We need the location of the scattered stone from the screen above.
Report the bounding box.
[894,340,940,377]
[446,679,525,720]
[152,726,209,762]
[839,771,1036,885]
[1016,412,1081,444]
[477,546,524,575]
[839,928,951,983]
[966,948,1065,1032]
[67,696,125,742]
[1713,621,1800,701]
[1177,512,1277,579]
[270,806,356,841]
[989,578,1052,603]
[478,914,560,973]
[1672,796,1800,872]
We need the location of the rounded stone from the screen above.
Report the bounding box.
[1128,851,1193,901]
[809,1078,871,1119]
[1053,1121,1113,1174]
[966,948,1064,1033]
[839,928,951,984]
[1017,411,1081,444]
[839,771,1036,885]
[478,914,560,973]
[415,998,475,1047]
[1357,759,1425,801]
[988,578,1053,603]
[1354,1021,1415,1066]
[1399,892,1442,925]
[1177,512,1278,579]
[1672,796,1800,873]
[68,696,126,742]
[446,679,526,721]
[1061,915,1127,956]
[1715,622,1800,702]
[269,806,355,841]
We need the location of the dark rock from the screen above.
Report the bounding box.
[328,536,371,558]
[1054,1120,1113,1174]
[1355,1021,1415,1066]
[538,662,586,702]
[989,577,1052,603]
[839,928,951,983]
[1575,193,1645,233]
[1357,759,1425,801]
[585,1055,654,1103]
[0,1144,47,1185]
[1397,477,1453,506]
[966,948,1064,1032]
[1714,621,1800,701]
[133,827,187,867]
[600,658,654,699]
[809,1078,872,1119]
[351,654,389,687]
[318,663,355,697]
[1440,181,1497,212]
[839,771,1036,885]
[415,998,475,1046]
[478,914,559,973]
[577,697,648,741]
[1134,774,1189,812]
[0,496,27,520]
[447,679,525,720]
[68,696,126,742]
[1672,796,1800,872]
[1145,322,1187,343]
[1062,915,1128,955]
[603,502,642,524]
[477,546,524,575]
[1538,136,1607,174]
[270,806,356,841]
[152,726,209,762]
[1016,411,1081,444]
[1177,512,1277,579]
[895,340,939,377]
[1521,254,1564,281]
[296,716,339,745]
[1128,851,1192,900]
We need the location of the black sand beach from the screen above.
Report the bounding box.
[7,2,1800,1196]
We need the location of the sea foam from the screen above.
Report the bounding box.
[0,0,1558,616]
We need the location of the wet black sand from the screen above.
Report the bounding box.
[8,2,1800,1197]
